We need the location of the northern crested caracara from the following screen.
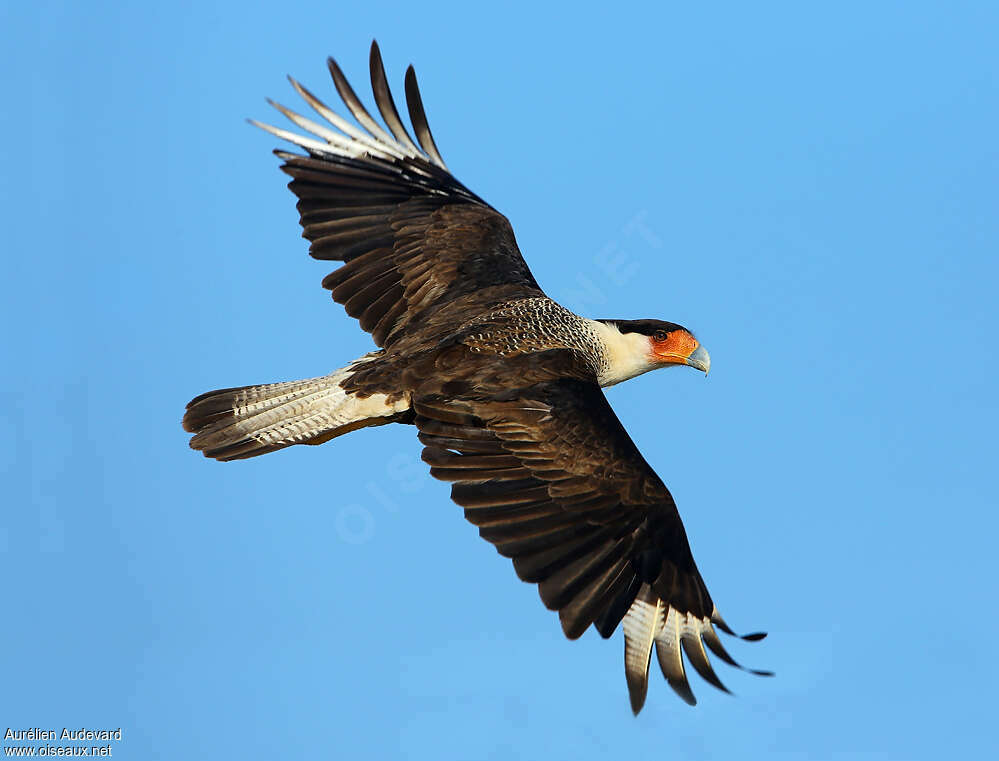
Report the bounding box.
[183,41,771,714]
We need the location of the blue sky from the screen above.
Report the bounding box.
[3,1,997,758]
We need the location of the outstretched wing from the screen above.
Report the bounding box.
[414,364,770,713]
[252,41,543,346]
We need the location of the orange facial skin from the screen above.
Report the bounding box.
[650,329,700,365]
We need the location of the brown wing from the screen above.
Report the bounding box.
[251,41,543,346]
[413,358,770,712]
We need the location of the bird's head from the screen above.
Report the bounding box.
[619,319,711,373]
[592,319,710,386]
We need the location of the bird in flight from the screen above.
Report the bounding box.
[183,41,771,714]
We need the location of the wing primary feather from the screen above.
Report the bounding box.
[286,75,407,160]
[368,41,421,155]
[327,54,413,155]
[679,617,731,695]
[248,119,340,159]
[655,606,697,705]
[701,623,775,677]
[404,65,449,171]
[711,609,769,641]
[622,586,661,714]
[265,99,369,158]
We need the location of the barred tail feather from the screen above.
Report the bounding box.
[183,357,410,461]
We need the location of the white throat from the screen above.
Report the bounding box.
[585,320,657,387]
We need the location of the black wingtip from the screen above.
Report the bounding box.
[674,687,698,707]
[326,55,344,80]
[403,64,449,170]
[711,612,768,642]
[368,38,419,153]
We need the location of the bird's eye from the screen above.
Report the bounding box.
[653,330,669,342]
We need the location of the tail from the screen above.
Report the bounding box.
[183,357,410,461]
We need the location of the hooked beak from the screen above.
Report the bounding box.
[652,331,711,374]
[684,344,711,374]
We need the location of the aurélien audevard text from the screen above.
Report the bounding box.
[5,726,124,756]
[5,729,122,742]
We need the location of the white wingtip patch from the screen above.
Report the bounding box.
[621,584,761,711]
[252,55,443,173]
[622,593,662,714]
